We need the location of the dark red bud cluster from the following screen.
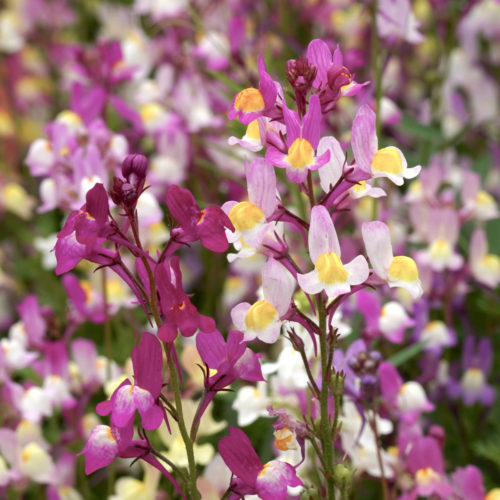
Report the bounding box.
[286,57,317,93]
[348,350,382,376]
[286,57,318,117]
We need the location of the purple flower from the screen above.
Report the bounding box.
[404,437,453,499]
[228,56,277,124]
[55,183,113,275]
[218,426,303,500]
[306,40,369,112]
[266,94,330,183]
[156,258,216,342]
[166,185,234,253]
[96,332,165,431]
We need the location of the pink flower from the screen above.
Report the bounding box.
[228,56,277,124]
[352,105,421,186]
[218,426,303,500]
[266,94,330,183]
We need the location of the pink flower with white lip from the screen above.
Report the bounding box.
[228,56,277,125]
[223,158,278,249]
[231,258,295,344]
[352,104,421,186]
[362,221,423,299]
[297,205,369,299]
[461,170,499,221]
[469,227,500,288]
[266,94,330,183]
[417,208,463,272]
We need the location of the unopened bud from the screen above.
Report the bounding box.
[121,154,148,180]
[288,329,305,352]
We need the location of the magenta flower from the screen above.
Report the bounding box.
[266,94,330,183]
[306,39,369,111]
[218,426,303,500]
[96,332,165,431]
[156,258,216,343]
[195,329,264,422]
[450,465,485,500]
[166,185,234,253]
[197,329,264,391]
[404,437,453,499]
[55,183,113,275]
[228,56,277,124]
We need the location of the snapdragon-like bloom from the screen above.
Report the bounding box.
[156,257,216,342]
[305,39,369,111]
[223,158,278,249]
[96,332,165,431]
[54,183,113,275]
[469,227,500,288]
[231,258,295,343]
[298,205,369,298]
[356,291,414,343]
[228,56,277,124]
[218,426,303,500]
[352,104,421,185]
[418,208,463,272]
[266,94,330,183]
[377,0,425,44]
[405,437,453,499]
[362,221,423,298]
[166,185,234,253]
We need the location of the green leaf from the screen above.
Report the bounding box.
[388,341,427,367]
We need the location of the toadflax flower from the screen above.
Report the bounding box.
[297,205,369,298]
[266,94,330,183]
[96,332,166,431]
[228,56,277,124]
[231,258,295,343]
[362,221,423,299]
[352,104,421,186]
[218,426,303,500]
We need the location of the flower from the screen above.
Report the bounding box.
[352,104,421,185]
[218,426,303,500]
[266,94,330,183]
[298,205,369,298]
[228,56,277,124]
[362,221,423,298]
[231,258,295,343]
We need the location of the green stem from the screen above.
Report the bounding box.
[371,0,382,222]
[369,413,390,500]
[130,215,199,499]
[317,294,336,499]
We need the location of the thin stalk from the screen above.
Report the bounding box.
[369,413,390,500]
[371,0,382,221]
[101,268,112,382]
[317,294,336,499]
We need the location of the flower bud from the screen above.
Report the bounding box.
[121,154,148,181]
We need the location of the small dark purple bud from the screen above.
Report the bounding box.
[288,329,305,352]
[121,154,148,180]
